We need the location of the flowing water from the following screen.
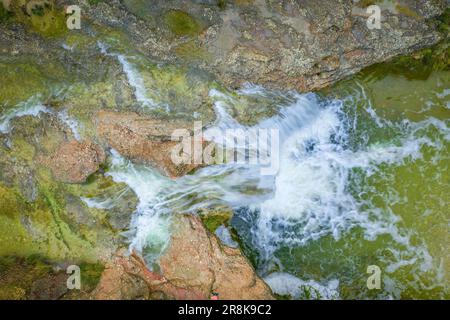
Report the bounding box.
[82,60,449,298]
[2,33,448,299]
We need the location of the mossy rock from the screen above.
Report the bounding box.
[0,255,105,299]
[136,61,215,122]
[0,174,114,262]
[0,62,52,107]
[0,2,14,22]
[0,185,20,219]
[79,262,104,291]
[395,4,421,20]
[165,10,202,37]
[436,7,450,35]
[355,0,380,8]
[175,40,211,62]
[199,207,233,233]
[7,0,67,37]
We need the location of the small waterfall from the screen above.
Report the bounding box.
[98,42,156,108]
[0,98,49,134]
[57,109,82,141]
[106,150,173,263]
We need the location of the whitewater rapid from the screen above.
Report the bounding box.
[75,76,448,298]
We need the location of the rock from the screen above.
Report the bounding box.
[79,0,447,92]
[92,250,160,300]
[40,140,106,184]
[93,215,273,300]
[93,249,215,300]
[159,215,273,300]
[29,272,68,300]
[96,110,201,177]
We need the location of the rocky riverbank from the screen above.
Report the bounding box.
[0,0,448,299]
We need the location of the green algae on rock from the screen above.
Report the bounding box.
[3,0,67,37]
[165,9,202,37]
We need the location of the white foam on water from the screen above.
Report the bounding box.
[85,84,448,296]
[0,99,49,133]
[180,87,448,297]
[98,42,156,109]
[215,225,239,248]
[105,149,173,262]
[57,109,82,141]
[264,272,340,300]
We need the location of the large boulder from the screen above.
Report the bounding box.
[93,215,274,300]
[96,110,201,178]
[80,0,447,91]
[158,214,274,300]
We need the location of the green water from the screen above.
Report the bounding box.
[270,63,449,299]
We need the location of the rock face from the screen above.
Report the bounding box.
[159,215,274,300]
[40,140,106,184]
[93,215,274,300]
[80,0,447,91]
[96,110,201,177]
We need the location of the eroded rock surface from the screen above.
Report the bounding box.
[159,215,273,300]
[93,215,274,300]
[79,0,447,91]
[96,110,200,177]
[40,140,106,184]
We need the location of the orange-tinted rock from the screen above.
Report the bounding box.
[159,215,274,300]
[40,140,105,184]
[93,215,273,300]
[96,110,201,177]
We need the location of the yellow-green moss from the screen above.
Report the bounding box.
[64,32,98,51]
[10,138,36,162]
[355,0,379,8]
[79,262,104,290]
[0,63,48,106]
[0,58,67,107]
[436,7,450,35]
[7,0,67,37]
[137,62,214,122]
[165,10,201,37]
[0,1,13,22]
[199,208,233,233]
[395,4,421,20]
[0,185,19,219]
[175,40,211,62]
[0,173,109,262]
[0,185,38,257]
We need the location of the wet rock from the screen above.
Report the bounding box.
[93,215,274,300]
[67,171,139,232]
[79,0,447,92]
[29,271,68,300]
[39,140,106,184]
[158,214,273,299]
[96,110,200,177]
